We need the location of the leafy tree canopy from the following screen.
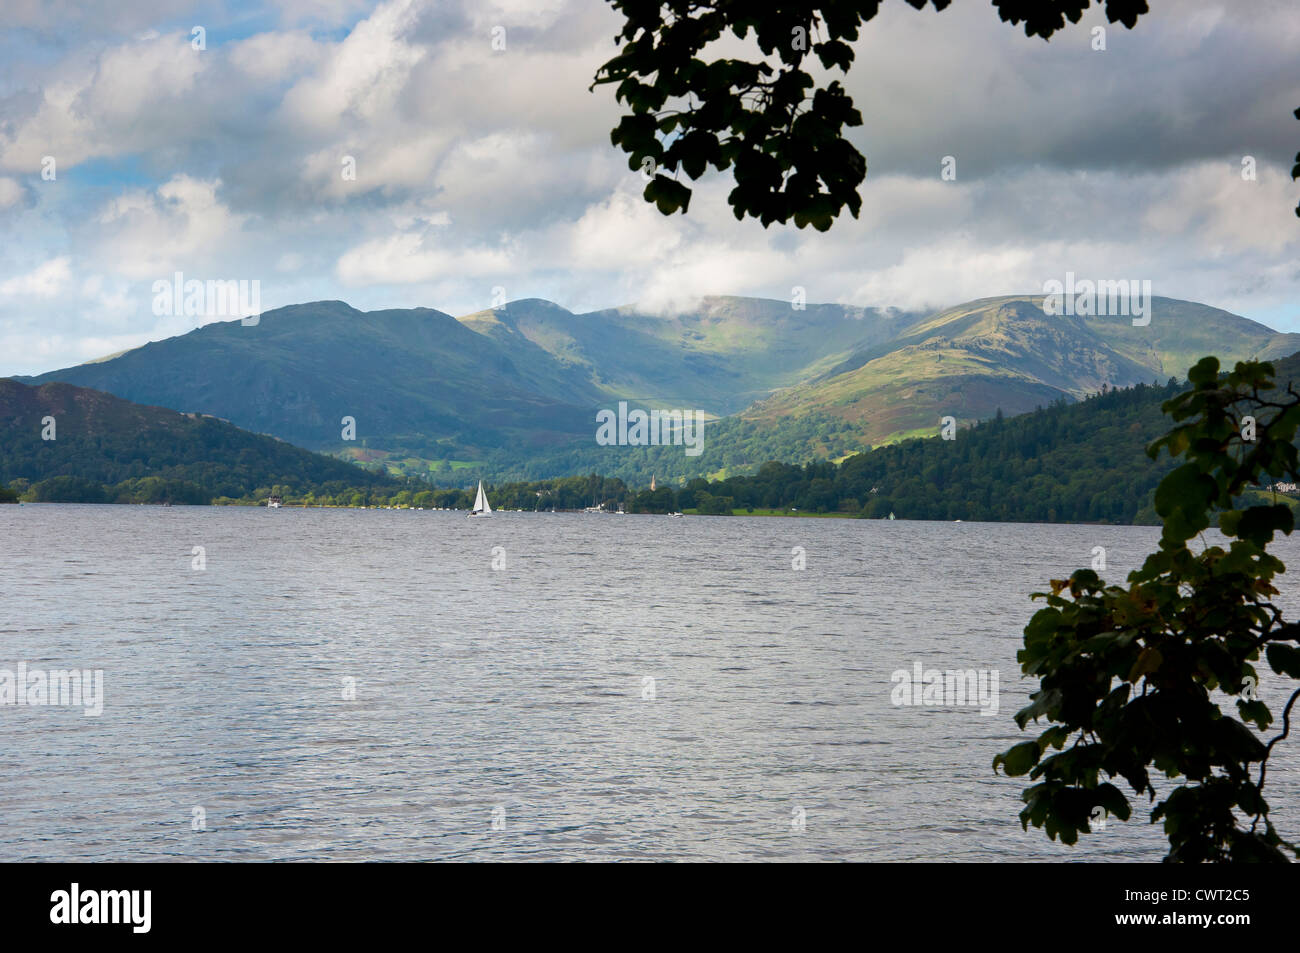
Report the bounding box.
[593,0,1150,229]
[996,358,1300,861]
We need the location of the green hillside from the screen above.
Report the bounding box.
[454,379,1184,515]
[567,297,910,409]
[614,350,1300,523]
[455,295,918,413]
[0,379,400,503]
[752,295,1300,448]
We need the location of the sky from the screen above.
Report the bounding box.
[0,0,1297,376]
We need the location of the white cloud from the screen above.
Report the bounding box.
[229,31,327,83]
[336,230,514,285]
[561,190,684,270]
[280,0,427,132]
[92,176,245,279]
[0,177,23,208]
[0,257,71,298]
[0,34,205,172]
[1144,159,1298,256]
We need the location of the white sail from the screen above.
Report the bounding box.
[471,480,492,515]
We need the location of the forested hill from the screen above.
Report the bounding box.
[744,381,1182,523]
[0,379,399,503]
[664,351,1300,523]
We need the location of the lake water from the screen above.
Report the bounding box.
[1,504,1296,862]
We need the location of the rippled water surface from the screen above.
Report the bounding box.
[2,504,1296,861]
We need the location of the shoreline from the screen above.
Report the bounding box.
[4,499,1162,526]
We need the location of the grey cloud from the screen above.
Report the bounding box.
[845,0,1299,179]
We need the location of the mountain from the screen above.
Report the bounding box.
[457,296,918,413]
[22,301,603,460]
[446,294,1300,485]
[747,295,1300,447]
[19,292,1297,484]
[648,349,1300,524]
[24,295,917,469]
[0,379,399,503]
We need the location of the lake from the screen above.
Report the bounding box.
[1,504,1296,861]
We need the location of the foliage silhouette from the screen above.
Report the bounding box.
[593,0,1150,227]
[995,358,1300,862]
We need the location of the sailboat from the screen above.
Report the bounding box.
[888,511,896,520]
[468,480,493,517]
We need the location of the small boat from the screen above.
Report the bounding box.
[267,496,282,509]
[669,512,684,518]
[468,480,492,517]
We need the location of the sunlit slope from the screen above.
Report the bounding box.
[747,295,1298,446]
[458,295,920,413]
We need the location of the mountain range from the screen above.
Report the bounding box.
[16,292,1299,483]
